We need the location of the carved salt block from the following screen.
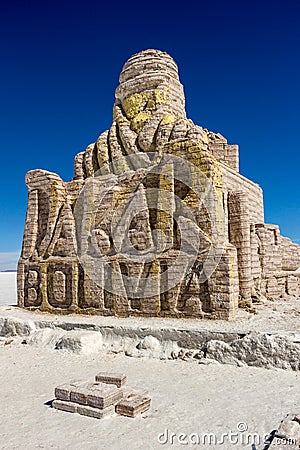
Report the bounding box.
[52,399,77,413]
[87,383,123,409]
[69,382,98,405]
[115,393,151,418]
[95,372,127,388]
[55,384,72,401]
[77,404,115,419]
[54,380,86,401]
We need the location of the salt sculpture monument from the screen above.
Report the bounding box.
[18,49,300,320]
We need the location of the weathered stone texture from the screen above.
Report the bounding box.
[18,49,300,320]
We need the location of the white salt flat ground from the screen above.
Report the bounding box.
[0,273,299,449]
[0,272,17,306]
[0,345,299,450]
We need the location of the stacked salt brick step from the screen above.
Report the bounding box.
[52,372,151,419]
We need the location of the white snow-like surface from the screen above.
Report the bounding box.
[0,272,17,306]
[0,345,299,450]
[0,278,299,448]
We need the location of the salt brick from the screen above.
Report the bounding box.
[52,399,77,413]
[77,404,115,419]
[95,372,127,388]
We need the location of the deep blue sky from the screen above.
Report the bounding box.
[1,0,300,269]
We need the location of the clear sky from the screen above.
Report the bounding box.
[1,0,300,270]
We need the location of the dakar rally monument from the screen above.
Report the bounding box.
[17,49,300,320]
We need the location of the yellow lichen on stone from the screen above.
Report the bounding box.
[122,88,170,122]
[122,92,151,120]
[182,189,199,208]
[185,141,223,189]
[160,114,176,126]
[146,99,156,110]
[131,110,152,134]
